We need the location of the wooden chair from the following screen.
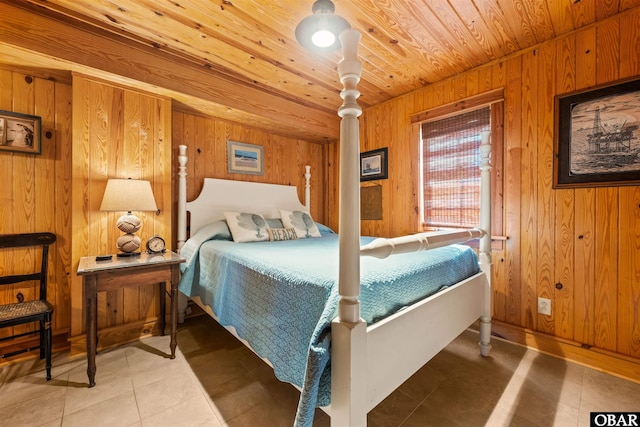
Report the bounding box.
[0,232,56,380]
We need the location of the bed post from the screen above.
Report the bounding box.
[304,165,311,211]
[176,144,189,323]
[331,29,367,427]
[177,145,188,250]
[478,131,492,357]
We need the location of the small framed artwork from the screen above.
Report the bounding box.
[0,110,42,155]
[360,147,388,182]
[227,140,264,175]
[554,77,640,188]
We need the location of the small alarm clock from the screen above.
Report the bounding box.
[146,235,166,254]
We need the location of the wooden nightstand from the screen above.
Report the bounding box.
[77,251,185,387]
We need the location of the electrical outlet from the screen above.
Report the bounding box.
[537,297,551,316]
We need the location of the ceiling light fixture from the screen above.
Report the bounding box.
[295,0,350,52]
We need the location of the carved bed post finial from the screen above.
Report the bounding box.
[304,165,311,211]
[177,145,188,251]
[479,131,491,260]
[176,145,190,323]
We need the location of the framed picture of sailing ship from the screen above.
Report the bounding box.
[554,77,640,188]
[360,147,388,182]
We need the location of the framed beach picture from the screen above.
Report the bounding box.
[227,140,264,175]
[0,110,42,155]
[360,147,388,182]
[553,77,640,188]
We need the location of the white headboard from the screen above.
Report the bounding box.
[176,145,311,247]
[186,178,308,235]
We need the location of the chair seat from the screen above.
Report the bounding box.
[0,300,53,325]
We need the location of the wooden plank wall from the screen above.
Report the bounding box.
[69,74,172,352]
[0,65,328,359]
[329,8,640,361]
[0,67,72,345]
[171,110,329,235]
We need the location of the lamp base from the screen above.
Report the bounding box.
[116,233,142,253]
[116,252,141,258]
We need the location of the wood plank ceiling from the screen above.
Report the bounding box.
[1,0,638,142]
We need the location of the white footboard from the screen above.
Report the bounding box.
[365,273,487,410]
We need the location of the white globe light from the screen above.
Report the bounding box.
[311,30,335,48]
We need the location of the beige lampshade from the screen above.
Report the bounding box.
[100,179,158,213]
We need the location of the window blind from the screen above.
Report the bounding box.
[421,107,490,229]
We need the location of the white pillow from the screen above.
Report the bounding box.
[279,209,321,238]
[224,212,270,243]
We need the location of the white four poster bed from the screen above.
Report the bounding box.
[176,30,492,427]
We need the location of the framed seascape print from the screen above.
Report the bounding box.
[227,140,264,175]
[554,77,640,188]
[0,110,42,155]
[360,147,388,182]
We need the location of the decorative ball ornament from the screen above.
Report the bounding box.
[116,234,141,253]
[117,214,142,233]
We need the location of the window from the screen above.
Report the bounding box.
[422,107,490,228]
[412,90,504,241]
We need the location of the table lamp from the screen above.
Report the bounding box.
[100,178,158,257]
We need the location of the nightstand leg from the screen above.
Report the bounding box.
[159,282,166,336]
[170,266,178,359]
[85,276,97,387]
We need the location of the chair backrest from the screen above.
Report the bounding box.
[0,233,56,302]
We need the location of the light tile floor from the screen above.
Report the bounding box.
[1,314,639,426]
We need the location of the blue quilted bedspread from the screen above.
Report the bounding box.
[178,221,480,426]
